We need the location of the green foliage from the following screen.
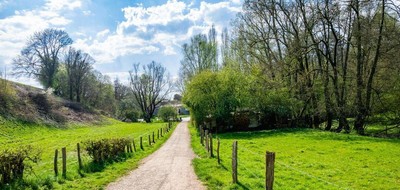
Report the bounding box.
[185,68,250,126]
[0,146,41,186]
[84,138,130,163]
[190,125,400,189]
[158,106,177,122]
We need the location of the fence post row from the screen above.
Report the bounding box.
[232,141,238,184]
[266,151,275,190]
[62,147,67,179]
[209,133,213,157]
[54,149,58,177]
[77,143,82,170]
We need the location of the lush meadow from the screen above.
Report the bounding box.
[0,117,175,189]
[190,126,400,190]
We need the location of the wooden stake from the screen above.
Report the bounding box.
[266,151,275,190]
[217,138,220,164]
[140,136,143,150]
[209,133,213,157]
[54,149,58,177]
[148,135,151,146]
[232,141,238,184]
[62,147,67,179]
[152,131,155,143]
[132,138,137,152]
[205,130,209,152]
[77,143,82,170]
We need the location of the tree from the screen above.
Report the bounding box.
[180,26,218,81]
[64,47,94,102]
[129,61,171,123]
[13,28,73,89]
[158,106,177,122]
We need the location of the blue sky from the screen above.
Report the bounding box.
[0,0,242,86]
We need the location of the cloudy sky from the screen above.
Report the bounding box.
[0,0,242,87]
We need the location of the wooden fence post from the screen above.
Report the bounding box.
[266,151,275,190]
[157,129,160,139]
[77,143,82,170]
[205,130,209,152]
[152,132,155,143]
[140,136,143,150]
[232,141,238,184]
[217,138,220,164]
[148,135,151,146]
[62,147,67,179]
[209,133,213,157]
[54,149,58,177]
[161,128,163,137]
[200,126,204,146]
[132,138,137,152]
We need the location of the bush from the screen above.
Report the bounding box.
[29,93,51,114]
[125,110,140,122]
[0,146,41,185]
[158,106,177,122]
[84,138,130,163]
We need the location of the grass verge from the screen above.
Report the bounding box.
[0,117,176,189]
[190,125,400,190]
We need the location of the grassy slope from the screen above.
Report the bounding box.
[0,117,175,189]
[190,126,400,190]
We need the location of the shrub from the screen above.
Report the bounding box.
[0,146,41,185]
[29,93,51,114]
[84,138,130,163]
[125,110,140,122]
[158,106,177,122]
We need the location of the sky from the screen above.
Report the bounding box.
[0,0,242,87]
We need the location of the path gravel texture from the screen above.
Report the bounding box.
[107,118,206,190]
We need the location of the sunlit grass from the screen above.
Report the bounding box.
[190,126,400,190]
[0,117,175,189]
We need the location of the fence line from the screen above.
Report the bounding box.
[48,123,176,178]
[197,127,351,190]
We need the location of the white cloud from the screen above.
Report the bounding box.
[79,0,242,64]
[0,0,84,66]
[45,0,82,11]
[119,0,187,33]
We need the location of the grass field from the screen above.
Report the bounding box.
[190,126,400,190]
[0,116,175,189]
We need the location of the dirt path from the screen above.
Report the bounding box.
[106,118,206,190]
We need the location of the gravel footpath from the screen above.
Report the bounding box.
[106,118,206,190]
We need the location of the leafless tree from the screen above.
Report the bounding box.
[13,28,72,89]
[129,61,171,123]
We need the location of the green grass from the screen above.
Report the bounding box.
[0,116,175,189]
[190,126,400,190]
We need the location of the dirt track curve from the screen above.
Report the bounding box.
[106,118,206,190]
